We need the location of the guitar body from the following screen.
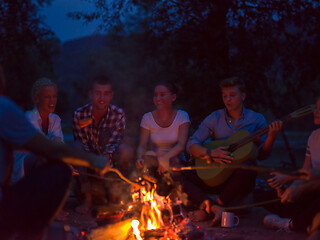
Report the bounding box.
[195,130,259,187]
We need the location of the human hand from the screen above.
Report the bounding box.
[207,146,233,165]
[298,168,320,181]
[157,156,170,174]
[100,157,112,175]
[136,158,144,169]
[268,120,283,138]
[280,181,304,203]
[210,205,223,226]
[267,172,291,189]
[69,165,79,175]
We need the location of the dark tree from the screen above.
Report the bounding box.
[0,0,59,109]
[69,0,320,128]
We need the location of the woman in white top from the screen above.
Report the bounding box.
[136,81,190,174]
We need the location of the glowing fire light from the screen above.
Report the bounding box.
[131,220,143,240]
[131,183,174,239]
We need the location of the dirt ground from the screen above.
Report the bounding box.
[62,195,307,240]
[61,140,310,240]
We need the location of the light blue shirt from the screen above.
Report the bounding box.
[0,97,37,198]
[187,107,267,154]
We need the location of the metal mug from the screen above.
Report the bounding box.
[221,211,239,228]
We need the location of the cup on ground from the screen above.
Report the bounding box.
[221,211,239,228]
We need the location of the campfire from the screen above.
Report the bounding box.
[129,180,178,239]
[87,173,214,240]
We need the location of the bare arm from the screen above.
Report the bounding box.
[189,143,233,165]
[24,132,108,170]
[280,179,320,203]
[189,143,208,158]
[261,120,283,155]
[268,148,312,188]
[302,155,312,169]
[136,127,150,167]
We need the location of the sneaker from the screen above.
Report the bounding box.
[263,214,291,232]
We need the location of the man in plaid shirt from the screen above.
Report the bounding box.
[73,75,133,214]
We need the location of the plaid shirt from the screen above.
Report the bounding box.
[72,103,125,159]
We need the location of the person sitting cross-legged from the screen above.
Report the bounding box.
[73,75,134,215]
[136,81,190,177]
[182,77,282,225]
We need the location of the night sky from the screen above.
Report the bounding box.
[41,0,102,42]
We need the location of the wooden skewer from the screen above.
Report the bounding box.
[171,164,302,176]
[223,199,280,211]
[73,167,143,190]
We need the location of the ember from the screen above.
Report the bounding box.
[88,176,213,240]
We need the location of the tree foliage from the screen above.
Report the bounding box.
[70,0,320,130]
[0,0,59,109]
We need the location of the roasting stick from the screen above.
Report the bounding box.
[62,157,92,168]
[171,164,303,177]
[103,167,142,189]
[71,165,143,190]
[222,199,281,211]
[67,159,283,210]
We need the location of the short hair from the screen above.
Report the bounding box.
[91,75,112,89]
[0,64,5,95]
[31,77,57,98]
[219,77,246,93]
[155,81,178,95]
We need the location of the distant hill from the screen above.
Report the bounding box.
[54,34,110,122]
[55,34,109,80]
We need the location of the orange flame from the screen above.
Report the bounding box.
[131,220,143,240]
[131,183,173,239]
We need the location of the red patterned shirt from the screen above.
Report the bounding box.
[72,103,125,160]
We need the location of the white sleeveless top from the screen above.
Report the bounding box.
[140,110,190,157]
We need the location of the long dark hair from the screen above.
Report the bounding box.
[155,81,178,95]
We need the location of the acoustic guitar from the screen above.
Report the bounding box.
[195,104,316,187]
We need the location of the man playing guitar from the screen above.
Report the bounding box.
[185,77,283,224]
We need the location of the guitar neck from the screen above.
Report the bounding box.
[228,114,293,152]
[227,104,315,152]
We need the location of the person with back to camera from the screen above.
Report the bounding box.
[136,81,190,177]
[185,77,282,225]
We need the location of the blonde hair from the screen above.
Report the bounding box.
[31,77,57,98]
